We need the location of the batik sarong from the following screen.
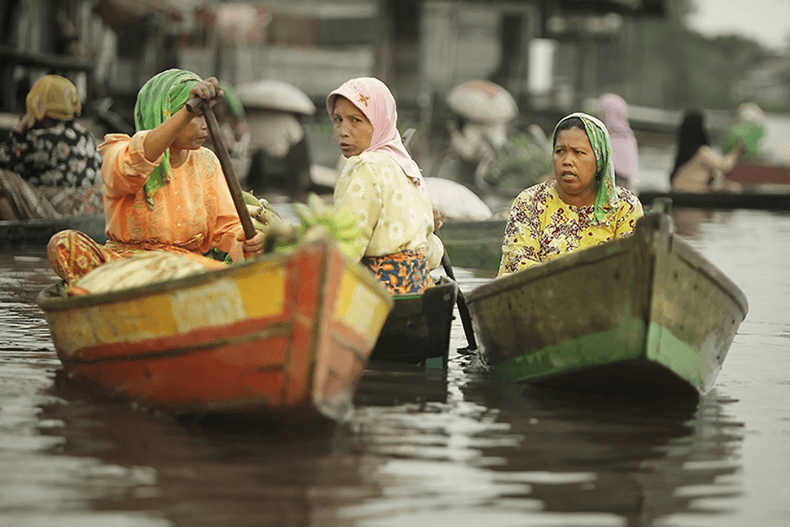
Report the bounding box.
[361,249,434,295]
[47,229,224,285]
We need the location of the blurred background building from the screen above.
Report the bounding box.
[1,0,788,186]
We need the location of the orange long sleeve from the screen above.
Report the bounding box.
[99,131,244,261]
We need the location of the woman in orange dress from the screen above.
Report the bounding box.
[47,69,265,284]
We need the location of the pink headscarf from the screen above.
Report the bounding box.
[599,93,639,184]
[326,77,423,185]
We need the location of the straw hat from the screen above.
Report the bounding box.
[445,80,518,124]
[26,75,82,122]
[236,80,316,115]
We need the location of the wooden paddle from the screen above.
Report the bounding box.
[436,231,477,352]
[185,96,256,240]
[400,128,477,352]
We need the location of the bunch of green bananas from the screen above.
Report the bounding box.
[293,193,364,259]
[242,191,298,243]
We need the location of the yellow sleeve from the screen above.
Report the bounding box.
[425,232,444,269]
[333,156,382,261]
[497,190,542,277]
[614,190,644,238]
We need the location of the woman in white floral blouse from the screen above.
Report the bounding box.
[327,77,443,294]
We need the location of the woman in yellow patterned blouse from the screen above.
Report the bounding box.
[327,77,443,294]
[498,113,643,276]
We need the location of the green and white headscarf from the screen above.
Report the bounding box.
[134,69,203,209]
[551,112,619,225]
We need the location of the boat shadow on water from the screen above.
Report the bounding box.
[37,370,379,527]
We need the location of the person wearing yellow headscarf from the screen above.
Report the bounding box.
[0,75,103,220]
[46,69,265,285]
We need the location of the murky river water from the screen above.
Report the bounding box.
[1,204,788,527]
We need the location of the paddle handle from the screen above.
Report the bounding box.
[186,96,257,240]
[436,233,477,351]
[441,250,477,350]
[401,127,477,351]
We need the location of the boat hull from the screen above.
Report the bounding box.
[639,190,790,210]
[371,278,458,367]
[729,162,790,186]
[36,240,393,421]
[466,213,748,396]
[0,214,106,248]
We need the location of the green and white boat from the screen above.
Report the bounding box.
[465,205,748,396]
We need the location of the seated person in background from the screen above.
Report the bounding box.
[47,69,265,284]
[670,110,742,193]
[326,77,443,294]
[0,74,103,220]
[598,93,639,191]
[498,113,643,277]
[446,116,508,186]
[722,102,765,161]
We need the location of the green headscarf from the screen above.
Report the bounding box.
[134,69,202,209]
[551,112,618,225]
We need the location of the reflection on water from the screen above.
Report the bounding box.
[672,209,715,239]
[1,208,789,526]
[340,367,744,527]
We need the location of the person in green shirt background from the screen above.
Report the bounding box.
[723,102,766,161]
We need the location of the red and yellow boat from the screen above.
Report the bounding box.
[36,238,393,422]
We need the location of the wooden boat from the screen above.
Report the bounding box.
[439,219,506,272]
[370,278,458,368]
[36,237,394,421]
[465,207,749,396]
[729,162,790,186]
[638,190,790,210]
[638,161,790,211]
[0,214,106,248]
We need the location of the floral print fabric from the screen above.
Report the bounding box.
[497,181,643,276]
[47,229,123,284]
[334,151,443,269]
[362,249,434,295]
[48,229,226,286]
[0,121,102,188]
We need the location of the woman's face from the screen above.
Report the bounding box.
[332,96,373,158]
[172,113,209,151]
[553,126,599,205]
